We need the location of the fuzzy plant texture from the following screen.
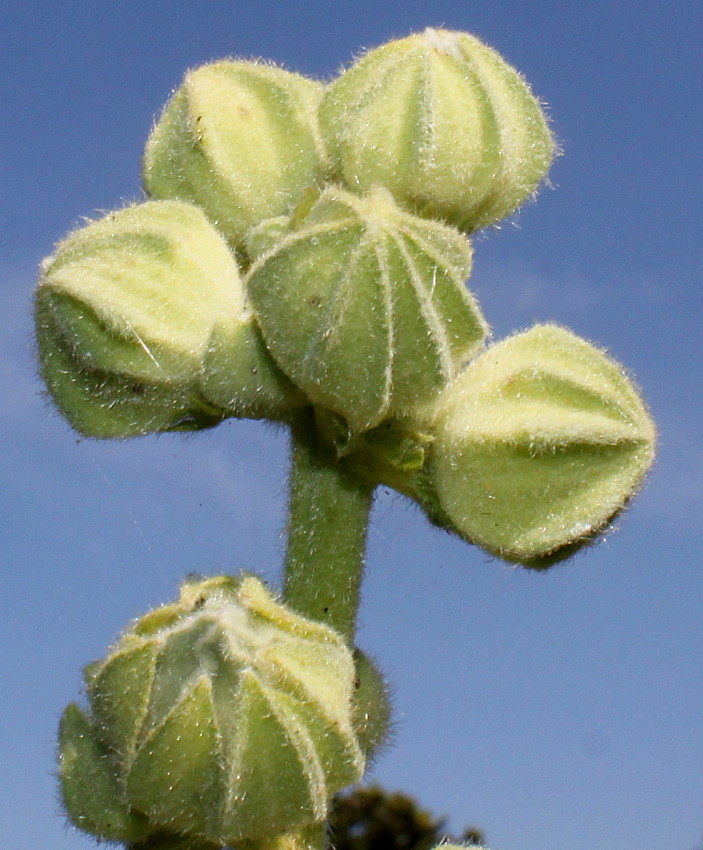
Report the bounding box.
[35,27,655,850]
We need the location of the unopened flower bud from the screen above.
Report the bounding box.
[143,61,329,255]
[247,185,487,435]
[61,574,364,846]
[35,200,299,437]
[426,325,655,564]
[319,28,554,232]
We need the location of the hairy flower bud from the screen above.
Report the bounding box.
[319,28,554,232]
[247,185,487,435]
[59,574,364,846]
[35,200,300,437]
[143,60,328,255]
[425,325,655,564]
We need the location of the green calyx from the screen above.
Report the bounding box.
[247,185,487,435]
[35,200,301,437]
[319,27,554,233]
[143,60,329,256]
[59,574,364,846]
[424,324,656,564]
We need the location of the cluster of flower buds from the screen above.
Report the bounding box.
[40,27,655,846]
[58,574,372,847]
[35,26,654,560]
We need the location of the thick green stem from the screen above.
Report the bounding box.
[283,410,374,641]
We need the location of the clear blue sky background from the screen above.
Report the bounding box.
[2,2,702,849]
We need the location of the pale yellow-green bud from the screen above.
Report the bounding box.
[426,325,655,564]
[246,185,487,435]
[61,574,364,846]
[143,60,329,255]
[35,200,300,437]
[319,28,554,232]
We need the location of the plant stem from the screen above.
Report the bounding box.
[283,409,374,642]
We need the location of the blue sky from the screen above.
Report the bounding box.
[2,2,702,849]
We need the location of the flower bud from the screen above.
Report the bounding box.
[319,28,554,232]
[426,325,655,564]
[63,574,364,846]
[143,61,329,255]
[247,185,487,435]
[35,200,300,437]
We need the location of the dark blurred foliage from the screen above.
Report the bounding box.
[328,786,485,850]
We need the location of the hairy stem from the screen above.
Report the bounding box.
[283,409,374,641]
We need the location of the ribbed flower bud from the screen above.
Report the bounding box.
[143,60,328,255]
[246,185,487,435]
[425,325,655,564]
[319,28,554,232]
[59,574,364,846]
[35,200,300,438]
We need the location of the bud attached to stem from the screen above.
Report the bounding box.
[59,574,364,846]
[143,61,328,256]
[425,325,656,564]
[35,200,300,437]
[247,185,486,435]
[319,28,554,233]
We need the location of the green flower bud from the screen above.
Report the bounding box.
[143,60,329,256]
[63,574,363,846]
[35,199,300,437]
[247,185,487,435]
[425,325,655,564]
[319,28,554,232]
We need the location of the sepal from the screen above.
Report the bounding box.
[58,703,150,843]
[351,649,392,761]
